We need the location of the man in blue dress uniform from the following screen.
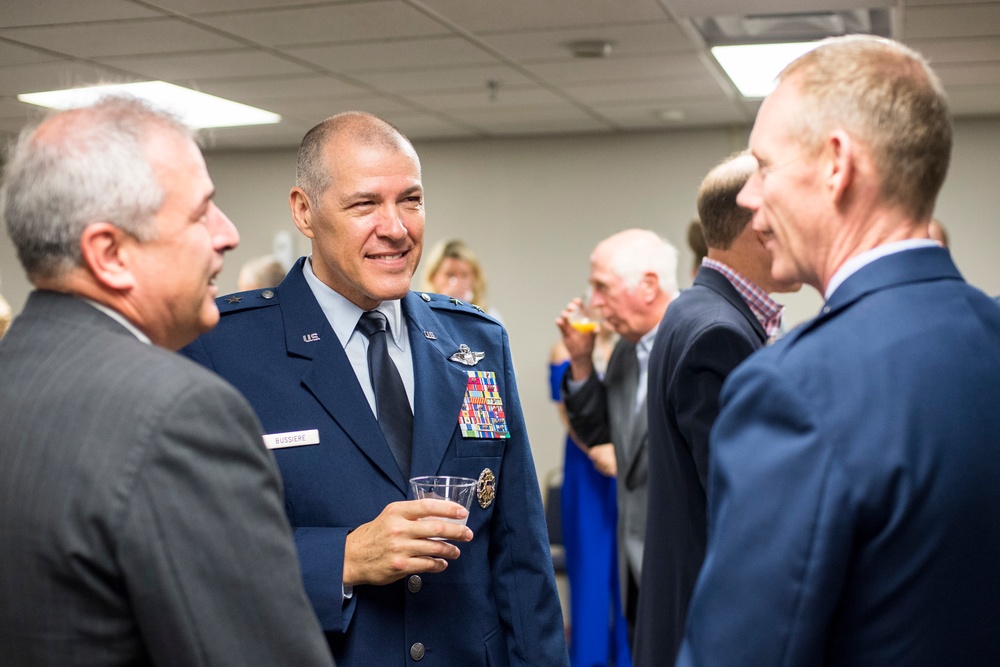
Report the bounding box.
[184,112,568,667]
[678,36,1000,666]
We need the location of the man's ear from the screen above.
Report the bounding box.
[825,129,855,205]
[79,222,136,291]
[289,187,317,239]
[640,271,660,303]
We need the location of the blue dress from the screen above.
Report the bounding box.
[550,360,631,667]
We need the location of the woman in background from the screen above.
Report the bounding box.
[421,239,503,322]
[550,327,631,667]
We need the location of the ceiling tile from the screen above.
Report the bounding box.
[0,39,62,67]
[95,50,312,81]
[360,64,534,93]
[906,4,1000,39]
[481,21,692,61]
[662,0,892,19]
[0,60,122,97]
[287,36,499,72]
[0,18,244,58]
[528,53,708,84]
[260,94,418,123]
[153,0,340,14]
[910,37,1000,64]
[403,85,569,111]
[562,76,727,103]
[196,1,448,47]
[421,0,668,32]
[0,0,159,27]
[189,74,370,103]
[934,61,1000,87]
[593,98,752,129]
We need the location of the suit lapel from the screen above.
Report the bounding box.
[281,261,408,493]
[402,294,470,477]
[611,340,642,466]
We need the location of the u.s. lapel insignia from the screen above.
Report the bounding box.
[449,344,485,366]
[477,468,496,509]
[423,330,437,340]
[458,371,510,439]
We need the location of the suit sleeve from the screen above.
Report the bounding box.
[677,359,852,667]
[491,328,571,666]
[117,376,335,667]
[671,324,760,491]
[562,370,611,447]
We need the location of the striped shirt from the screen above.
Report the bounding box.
[702,258,784,339]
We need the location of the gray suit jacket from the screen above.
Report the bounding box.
[563,338,648,609]
[0,291,333,667]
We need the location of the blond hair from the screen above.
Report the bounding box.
[779,35,951,220]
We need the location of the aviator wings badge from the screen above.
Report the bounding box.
[449,344,485,366]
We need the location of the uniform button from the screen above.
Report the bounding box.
[261,289,275,299]
[410,642,425,660]
[407,575,422,593]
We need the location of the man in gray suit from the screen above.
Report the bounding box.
[0,97,334,666]
[556,228,678,643]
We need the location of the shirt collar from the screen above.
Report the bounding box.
[81,297,151,344]
[702,258,784,337]
[825,239,940,300]
[302,256,405,350]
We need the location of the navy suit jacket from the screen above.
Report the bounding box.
[678,247,1000,666]
[633,266,766,667]
[183,259,567,667]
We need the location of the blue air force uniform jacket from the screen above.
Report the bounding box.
[182,258,567,667]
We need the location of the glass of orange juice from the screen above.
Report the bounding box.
[568,295,602,333]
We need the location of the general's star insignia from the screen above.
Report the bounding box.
[449,344,485,366]
[225,296,242,304]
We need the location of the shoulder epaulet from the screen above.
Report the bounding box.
[417,292,496,322]
[216,288,280,314]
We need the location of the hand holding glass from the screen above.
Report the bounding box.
[410,476,477,538]
[568,295,602,334]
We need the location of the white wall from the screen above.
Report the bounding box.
[3,120,999,484]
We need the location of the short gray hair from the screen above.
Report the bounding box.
[295,111,418,207]
[607,229,679,297]
[1,95,192,281]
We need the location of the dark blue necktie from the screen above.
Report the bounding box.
[356,311,413,479]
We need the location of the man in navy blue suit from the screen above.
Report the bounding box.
[184,112,567,666]
[678,36,1000,665]
[633,152,799,666]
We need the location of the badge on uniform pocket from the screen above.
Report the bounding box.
[458,371,510,439]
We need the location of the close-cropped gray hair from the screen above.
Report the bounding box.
[608,229,680,297]
[1,95,193,282]
[295,111,418,207]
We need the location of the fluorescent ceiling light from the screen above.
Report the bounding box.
[18,81,281,129]
[711,42,820,98]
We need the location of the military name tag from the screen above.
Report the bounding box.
[263,429,320,449]
[458,371,510,439]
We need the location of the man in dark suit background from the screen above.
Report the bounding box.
[678,36,1000,665]
[183,112,567,667]
[0,97,333,665]
[632,152,799,666]
[555,228,678,644]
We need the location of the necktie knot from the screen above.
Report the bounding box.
[357,310,388,338]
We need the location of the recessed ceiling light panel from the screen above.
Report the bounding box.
[18,81,281,129]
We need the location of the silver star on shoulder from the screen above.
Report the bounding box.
[449,344,485,366]
[225,295,242,304]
